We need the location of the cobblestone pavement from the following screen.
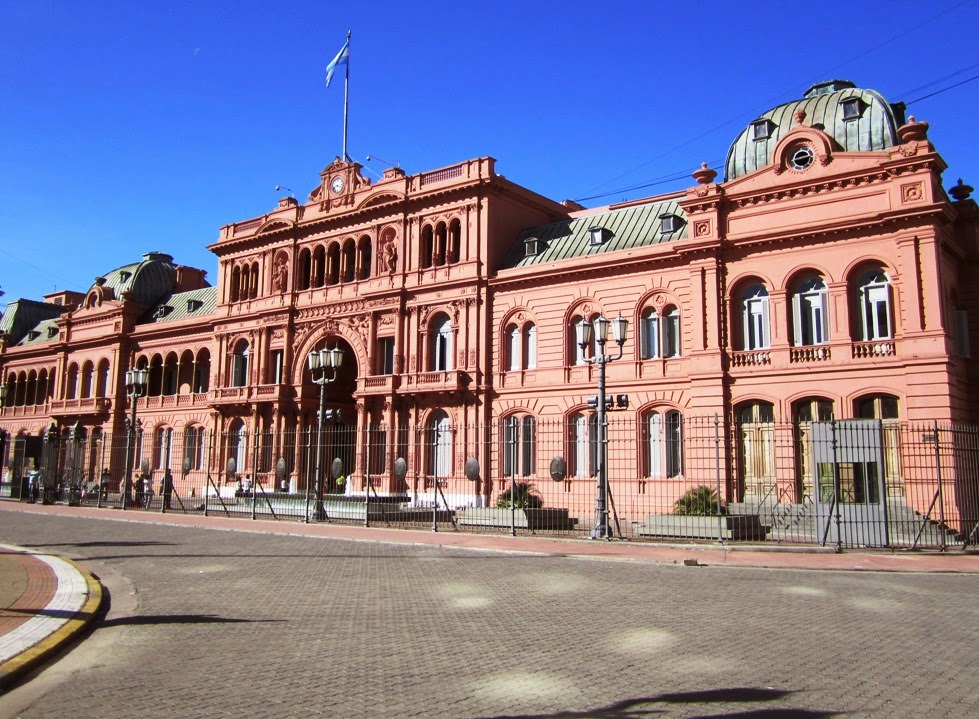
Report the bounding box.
[0,511,976,719]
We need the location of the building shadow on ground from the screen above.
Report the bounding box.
[477,688,841,719]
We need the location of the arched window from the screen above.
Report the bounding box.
[448,219,462,264]
[856,269,892,341]
[740,285,771,350]
[642,306,681,358]
[791,276,829,346]
[297,248,312,290]
[65,363,79,399]
[229,420,247,474]
[80,362,94,399]
[231,342,249,387]
[230,266,241,302]
[342,239,356,282]
[420,225,433,269]
[96,360,110,398]
[358,235,372,279]
[194,349,211,393]
[503,415,536,478]
[645,411,683,478]
[434,222,447,267]
[426,410,452,479]
[431,315,453,371]
[794,397,833,423]
[327,243,341,285]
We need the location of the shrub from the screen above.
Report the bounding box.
[495,481,544,509]
[673,485,725,516]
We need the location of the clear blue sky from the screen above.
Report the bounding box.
[2,0,978,310]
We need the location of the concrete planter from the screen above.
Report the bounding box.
[634,514,768,540]
[457,507,578,531]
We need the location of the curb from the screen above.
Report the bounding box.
[0,552,105,692]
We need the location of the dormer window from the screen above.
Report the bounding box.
[841,97,863,121]
[119,271,131,282]
[28,330,40,340]
[588,227,611,247]
[47,327,58,338]
[154,305,173,319]
[524,237,544,257]
[187,299,203,313]
[659,214,684,234]
[751,119,775,140]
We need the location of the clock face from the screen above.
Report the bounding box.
[330,176,345,194]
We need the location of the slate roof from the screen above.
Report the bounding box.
[725,80,907,181]
[140,286,217,324]
[502,198,688,270]
[0,299,64,346]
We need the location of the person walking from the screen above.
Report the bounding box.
[161,469,174,509]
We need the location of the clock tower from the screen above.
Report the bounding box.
[309,157,370,212]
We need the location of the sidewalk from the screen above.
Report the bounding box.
[1,500,977,690]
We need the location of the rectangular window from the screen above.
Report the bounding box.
[642,314,659,359]
[271,350,284,384]
[378,337,395,374]
[955,309,970,358]
[746,298,770,350]
[865,286,891,340]
[663,311,681,357]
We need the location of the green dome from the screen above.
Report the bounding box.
[725,80,907,181]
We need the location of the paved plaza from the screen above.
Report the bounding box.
[0,507,977,718]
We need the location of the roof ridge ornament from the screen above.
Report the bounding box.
[692,162,717,185]
[898,115,929,143]
[794,109,807,127]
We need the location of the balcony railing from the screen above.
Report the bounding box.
[731,350,771,367]
[790,346,831,363]
[209,384,285,404]
[852,341,896,359]
[401,370,466,393]
[48,397,112,415]
[358,375,401,395]
[143,393,210,409]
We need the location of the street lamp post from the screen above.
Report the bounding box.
[308,345,343,521]
[121,368,149,510]
[577,313,628,540]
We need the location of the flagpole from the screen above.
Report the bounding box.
[342,30,351,162]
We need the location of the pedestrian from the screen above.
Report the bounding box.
[161,469,174,509]
[100,468,111,500]
[28,472,40,503]
[142,476,153,509]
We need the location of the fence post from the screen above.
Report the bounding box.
[832,420,842,553]
[715,414,723,544]
[933,420,947,552]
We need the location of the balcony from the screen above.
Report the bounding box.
[358,375,401,395]
[49,397,112,417]
[142,393,210,410]
[401,370,467,394]
[209,384,287,405]
[0,403,50,418]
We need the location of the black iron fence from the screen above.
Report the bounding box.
[2,416,977,550]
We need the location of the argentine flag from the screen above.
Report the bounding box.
[325,39,349,87]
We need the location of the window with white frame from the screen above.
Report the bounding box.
[644,411,683,478]
[231,343,249,387]
[792,276,829,346]
[857,269,892,341]
[741,285,771,350]
[427,410,452,479]
[641,306,681,358]
[507,325,521,371]
[641,308,660,359]
[432,315,453,371]
[663,306,681,357]
[524,323,537,369]
[503,415,536,478]
[570,412,598,477]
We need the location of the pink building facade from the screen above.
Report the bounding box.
[2,81,977,542]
